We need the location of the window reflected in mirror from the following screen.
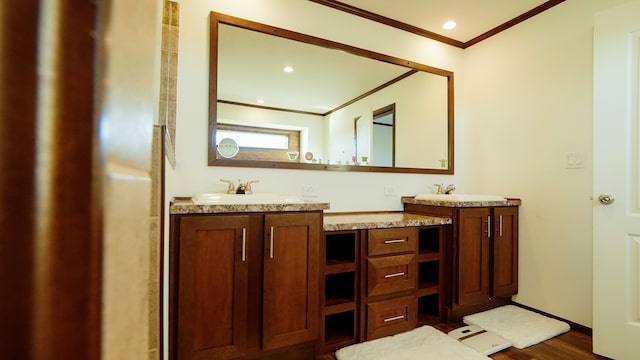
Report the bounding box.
[216,123,301,162]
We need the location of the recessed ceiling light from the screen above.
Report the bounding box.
[283,66,294,73]
[443,21,457,30]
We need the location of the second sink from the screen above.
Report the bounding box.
[415,193,506,203]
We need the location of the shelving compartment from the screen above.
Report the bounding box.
[418,260,439,293]
[417,293,440,324]
[416,226,443,325]
[325,232,356,266]
[322,230,359,354]
[324,310,356,350]
[418,227,440,260]
[325,272,356,306]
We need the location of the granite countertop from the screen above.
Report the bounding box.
[323,212,451,231]
[170,197,330,214]
[402,196,521,208]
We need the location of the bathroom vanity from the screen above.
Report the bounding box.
[169,194,519,359]
[403,196,521,320]
[320,213,452,354]
[169,198,330,360]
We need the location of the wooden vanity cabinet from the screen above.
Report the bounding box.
[170,211,321,360]
[416,226,446,325]
[319,221,448,354]
[262,213,320,351]
[455,206,518,306]
[320,231,360,354]
[173,215,249,360]
[404,203,519,310]
[361,228,417,341]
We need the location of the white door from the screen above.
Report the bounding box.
[593,2,640,359]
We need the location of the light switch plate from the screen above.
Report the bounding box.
[565,151,586,169]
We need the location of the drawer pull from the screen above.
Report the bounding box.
[384,239,406,244]
[486,215,491,236]
[384,272,405,279]
[383,315,405,323]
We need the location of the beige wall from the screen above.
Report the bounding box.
[463,0,634,327]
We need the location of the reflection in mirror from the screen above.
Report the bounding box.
[209,12,454,174]
[372,104,395,167]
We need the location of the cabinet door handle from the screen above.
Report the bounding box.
[499,215,503,237]
[269,226,274,259]
[486,215,491,236]
[242,228,246,262]
[383,315,405,322]
[384,272,405,279]
[384,239,406,244]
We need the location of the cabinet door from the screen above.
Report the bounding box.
[262,212,320,351]
[456,208,491,306]
[177,215,249,360]
[492,207,518,297]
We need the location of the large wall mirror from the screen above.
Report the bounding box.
[208,12,454,174]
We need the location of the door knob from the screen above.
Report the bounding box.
[598,194,615,205]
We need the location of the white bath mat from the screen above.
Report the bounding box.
[335,325,490,360]
[463,305,570,349]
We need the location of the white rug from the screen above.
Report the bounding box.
[335,325,491,360]
[463,305,570,349]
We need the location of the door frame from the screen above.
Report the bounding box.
[0,1,103,358]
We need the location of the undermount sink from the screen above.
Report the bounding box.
[414,193,507,202]
[191,193,305,204]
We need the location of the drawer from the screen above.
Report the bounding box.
[367,254,416,297]
[368,228,416,256]
[366,295,416,340]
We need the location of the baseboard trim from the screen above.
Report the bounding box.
[510,301,592,335]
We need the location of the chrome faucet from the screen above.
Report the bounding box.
[434,183,456,194]
[220,179,259,194]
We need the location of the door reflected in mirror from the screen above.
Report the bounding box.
[209,12,454,174]
[371,104,395,167]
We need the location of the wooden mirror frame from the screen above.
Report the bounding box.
[208,12,455,174]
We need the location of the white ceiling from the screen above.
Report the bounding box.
[324,0,552,43]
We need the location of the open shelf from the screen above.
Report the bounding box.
[416,228,442,325]
[417,293,440,324]
[418,261,439,290]
[326,232,356,266]
[418,227,440,256]
[325,272,355,306]
[323,230,359,353]
[324,310,356,348]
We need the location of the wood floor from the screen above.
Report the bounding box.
[319,323,610,360]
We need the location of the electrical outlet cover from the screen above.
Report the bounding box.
[302,185,319,197]
[384,186,397,196]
